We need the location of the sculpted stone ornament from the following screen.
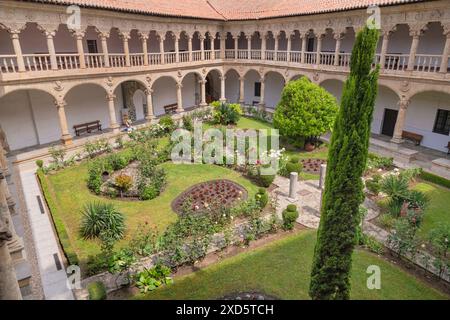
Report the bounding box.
[400,81,411,93]
[106,77,114,88]
[0,215,12,243]
[0,126,10,153]
[54,81,64,92]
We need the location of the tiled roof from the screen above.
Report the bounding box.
[18,0,427,20]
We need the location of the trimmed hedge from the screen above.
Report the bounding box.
[255,188,269,208]
[282,204,299,230]
[36,169,79,265]
[420,171,450,189]
[88,281,107,300]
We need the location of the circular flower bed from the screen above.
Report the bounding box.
[172,179,248,214]
[300,158,327,174]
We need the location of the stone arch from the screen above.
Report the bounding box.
[404,90,450,152]
[181,71,203,109]
[372,85,402,136]
[205,69,222,102]
[224,68,241,103]
[0,88,61,150]
[64,82,115,135]
[319,78,345,104]
[151,76,178,116]
[264,71,286,109]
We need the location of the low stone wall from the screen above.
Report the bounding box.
[73,213,275,300]
[430,158,450,180]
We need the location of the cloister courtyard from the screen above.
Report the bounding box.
[0,0,449,304]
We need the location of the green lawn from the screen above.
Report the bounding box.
[42,162,259,264]
[414,181,450,237]
[138,231,448,300]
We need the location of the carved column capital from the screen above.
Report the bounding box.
[120,32,130,41]
[398,97,410,110]
[144,88,153,96]
[106,93,116,101]
[45,30,56,39]
[99,32,110,39]
[54,99,67,109]
[409,23,427,38]
[139,33,149,41]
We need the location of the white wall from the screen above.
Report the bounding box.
[0,90,38,150]
[65,84,112,135]
[152,77,177,116]
[243,70,260,105]
[225,71,240,103]
[265,72,285,109]
[371,86,399,134]
[182,73,199,108]
[321,79,344,104]
[133,89,146,121]
[405,91,450,152]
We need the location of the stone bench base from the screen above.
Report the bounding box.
[430,158,450,180]
[369,138,419,167]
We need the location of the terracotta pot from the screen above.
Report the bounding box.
[305,142,315,152]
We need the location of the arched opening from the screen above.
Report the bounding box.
[179,31,189,62]
[264,71,285,110]
[225,69,240,103]
[0,89,60,150]
[0,27,14,72]
[406,91,450,152]
[108,28,124,54]
[243,69,261,106]
[205,69,222,103]
[64,83,115,136]
[372,85,401,136]
[128,29,142,53]
[225,32,234,50]
[152,76,177,116]
[320,79,344,104]
[118,80,147,123]
[20,23,49,70]
[181,72,201,110]
[192,32,202,60]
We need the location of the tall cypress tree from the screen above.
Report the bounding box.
[309,26,380,300]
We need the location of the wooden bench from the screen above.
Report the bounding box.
[73,120,102,136]
[164,103,178,115]
[446,141,450,155]
[402,130,423,146]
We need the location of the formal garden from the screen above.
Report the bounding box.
[35,28,449,300]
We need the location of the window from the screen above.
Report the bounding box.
[254,82,261,97]
[87,40,98,54]
[433,109,450,135]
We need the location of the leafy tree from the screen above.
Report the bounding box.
[273,77,338,142]
[309,26,380,300]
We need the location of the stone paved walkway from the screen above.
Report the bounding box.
[271,176,381,230]
[17,165,73,300]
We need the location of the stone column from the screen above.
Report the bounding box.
[247,35,252,59]
[379,30,391,70]
[220,34,225,59]
[45,31,58,70]
[0,180,22,300]
[210,35,215,59]
[73,31,86,69]
[220,75,226,102]
[289,172,298,199]
[106,93,120,133]
[188,36,193,62]
[100,33,110,67]
[316,33,323,65]
[261,33,266,60]
[144,89,154,122]
[239,76,245,105]
[174,34,180,63]
[55,100,73,145]
[234,35,239,59]
[300,32,307,63]
[287,33,292,62]
[319,164,327,189]
[159,35,165,64]
[199,79,207,106]
[391,97,410,143]
[407,27,423,71]
[440,28,450,73]
[0,180,23,261]
[141,34,149,66]
[259,77,265,108]
[10,30,26,72]
[274,34,279,61]
[333,33,343,66]
[176,82,184,113]
[121,32,131,67]
[200,35,205,61]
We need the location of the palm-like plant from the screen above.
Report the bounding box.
[380,175,409,205]
[80,202,125,241]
